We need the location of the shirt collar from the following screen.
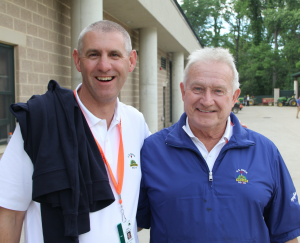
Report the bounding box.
[75,83,120,128]
[182,116,232,143]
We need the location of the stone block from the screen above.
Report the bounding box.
[39,73,49,84]
[59,0,70,7]
[12,0,25,7]
[21,84,34,96]
[33,37,43,50]
[17,46,27,58]
[0,1,6,13]
[27,48,39,60]
[57,55,70,66]
[53,21,70,36]
[21,60,33,72]
[38,50,48,62]
[43,63,53,74]
[47,8,56,21]
[33,84,46,95]
[37,3,47,16]
[7,2,20,18]
[17,71,27,84]
[43,40,53,52]
[53,1,70,17]
[27,23,38,36]
[65,36,70,46]
[43,0,53,8]
[27,73,39,84]
[43,17,52,30]
[57,12,70,26]
[26,0,37,12]
[19,96,29,103]
[14,18,26,33]
[48,53,58,64]
[21,8,32,22]
[33,61,43,72]
[26,36,33,47]
[53,65,70,76]
[33,13,43,27]
[53,43,69,56]
[57,34,65,45]
[0,13,13,29]
[38,27,48,39]
[48,31,57,42]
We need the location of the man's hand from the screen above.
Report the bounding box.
[0,207,25,243]
[286,238,298,243]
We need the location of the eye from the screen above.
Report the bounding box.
[89,53,98,57]
[111,53,121,58]
[192,87,203,93]
[214,89,225,95]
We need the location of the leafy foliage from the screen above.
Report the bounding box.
[180,0,300,95]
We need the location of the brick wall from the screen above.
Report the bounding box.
[0,0,71,103]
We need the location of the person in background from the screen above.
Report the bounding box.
[297,96,300,118]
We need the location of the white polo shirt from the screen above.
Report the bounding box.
[182,116,233,172]
[0,84,150,243]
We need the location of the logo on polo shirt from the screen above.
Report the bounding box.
[291,192,299,205]
[128,153,138,169]
[236,169,249,184]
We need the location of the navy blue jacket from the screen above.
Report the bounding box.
[137,112,300,243]
[10,80,114,242]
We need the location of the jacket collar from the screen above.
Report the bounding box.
[165,112,255,149]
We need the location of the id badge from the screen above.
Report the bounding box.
[117,220,136,243]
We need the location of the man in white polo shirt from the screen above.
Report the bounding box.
[0,20,150,243]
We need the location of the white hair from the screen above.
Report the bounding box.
[77,20,132,57]
[183,47,240,93]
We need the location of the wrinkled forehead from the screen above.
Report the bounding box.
[187,61,234,86]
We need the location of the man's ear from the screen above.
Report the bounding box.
[128,50,137,73]
[73,49,81,72]
[180,82,185,102]
[232,88,241,106]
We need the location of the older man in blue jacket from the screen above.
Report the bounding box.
[137,47,300,243]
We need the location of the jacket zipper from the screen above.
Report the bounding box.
[166,142,212,184]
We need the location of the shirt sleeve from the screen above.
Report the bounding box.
[0,123,33,211]
[264,150,300,243]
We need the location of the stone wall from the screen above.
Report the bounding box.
[0,0,71,103]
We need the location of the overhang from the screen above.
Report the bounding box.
[103,0,202,58]
[292,72,300,79]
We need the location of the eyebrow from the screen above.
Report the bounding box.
[85,49,99,55]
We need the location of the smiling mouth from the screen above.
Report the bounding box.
[197,108,216,113]
[96,76,114,82]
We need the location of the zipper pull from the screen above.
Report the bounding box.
[209,172,213,181]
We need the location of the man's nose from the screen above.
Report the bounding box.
[97,55,111,72]
[200,90,214,106]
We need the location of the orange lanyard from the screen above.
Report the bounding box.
[73,90,124,205]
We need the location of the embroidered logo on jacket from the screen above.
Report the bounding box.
[291,192,299,205]
[128,153,138,169]
[236,169,248,184]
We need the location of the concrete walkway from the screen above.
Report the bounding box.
[19,105,300,242]
[138,105,300,242]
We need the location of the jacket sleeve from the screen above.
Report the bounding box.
[264,149,300,243]
[136,145,151,229]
